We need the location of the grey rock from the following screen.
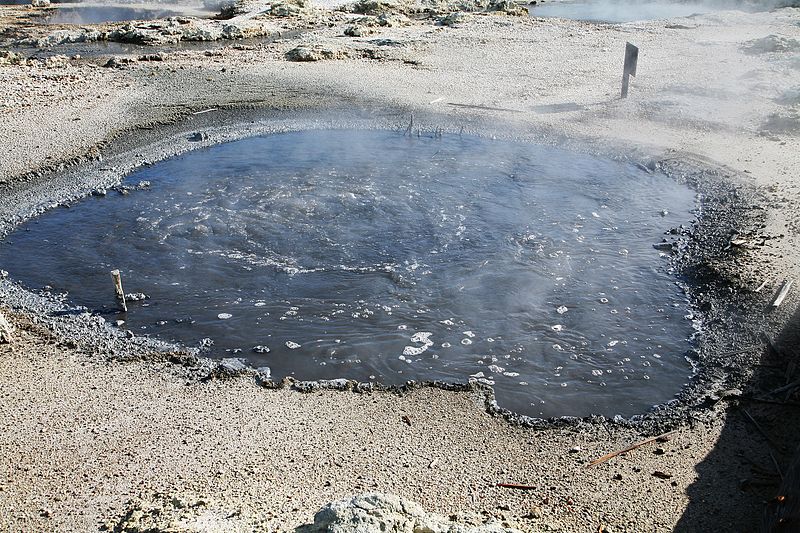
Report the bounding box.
[103,56,135,69]
[301,492,523,532]
[438,12,470,26]
[286,44,349,62]
[218,357,248,374]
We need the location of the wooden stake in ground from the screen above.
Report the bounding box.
[772,279,794,308]
[111,270,127,312]
[0,311,13,343]
[621,42,639,98]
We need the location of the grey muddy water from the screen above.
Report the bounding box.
[0,130,699,417]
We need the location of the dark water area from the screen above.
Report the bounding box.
[45,5,202,24]
[0,130,699,417]
[527,0,737,22]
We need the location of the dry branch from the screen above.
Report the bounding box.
[586,430,676,467]
[496,483,536,490]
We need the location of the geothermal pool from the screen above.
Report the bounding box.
[33,1,214,24]
[528,0,719,23]
[0,130,699,417]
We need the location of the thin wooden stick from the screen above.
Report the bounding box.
[496,483,536,490]
[769,451,784,481]
[748,397,800,409]
[742,409,783,453]
[586,430,677,467]
[772,279,794,308]
[766,379,800,397]
[111,269,127,313]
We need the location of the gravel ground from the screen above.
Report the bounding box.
[0,3,799,531]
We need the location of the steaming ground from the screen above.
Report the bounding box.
[0,3,799,532]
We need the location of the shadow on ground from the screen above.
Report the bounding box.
[675,298,800,532]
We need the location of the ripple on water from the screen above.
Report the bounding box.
[0,130,698,417]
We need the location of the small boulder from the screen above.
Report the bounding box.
[286,44,348,62]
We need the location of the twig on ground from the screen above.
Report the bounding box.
[742,408,784,453]
[496,483,536,490]
[766,379,800,398]
[769,451,784,481]
[586,430,677,467]
[748,397,800,409]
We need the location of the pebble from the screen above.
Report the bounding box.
[217,313,232,320]
[252,345,270,354]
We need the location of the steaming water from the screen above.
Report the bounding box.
[38,1,214,24]
[528,0,722,22]
[0,130,699,417]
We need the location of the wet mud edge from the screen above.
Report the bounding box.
[0,103,778,435]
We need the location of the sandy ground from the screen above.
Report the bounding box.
[1,2,799,531]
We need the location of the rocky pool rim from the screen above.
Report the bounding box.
[0,103,776,435]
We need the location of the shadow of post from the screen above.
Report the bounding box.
[675,300,800,532]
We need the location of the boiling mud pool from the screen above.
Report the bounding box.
[528,1,719,23]
[0,130,699,417]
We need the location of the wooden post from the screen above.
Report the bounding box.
[621,42,639,99]
[111,270,127,312]
[772,279,794,308]
[0,311,12,344]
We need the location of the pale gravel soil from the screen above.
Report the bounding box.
[0,5,799,532]
[0,312,768,532]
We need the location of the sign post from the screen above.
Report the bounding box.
[621,42,639,98]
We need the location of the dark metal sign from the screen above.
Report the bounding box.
[621,42,639,98]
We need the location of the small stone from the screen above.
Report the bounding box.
[612,473,623,480]
[286,44,348,62]
[569,446,581,453]
[252,345,271,354]
[528,506,543,519]
[286,341,301,349]
[653,447,666,455]
[217,313,233,320]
